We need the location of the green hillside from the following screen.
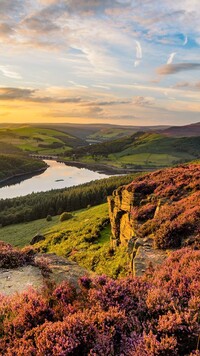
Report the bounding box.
[69,132,200,169]
[0,125,85,155]
[0,154,47,181]
[0,204,129,278]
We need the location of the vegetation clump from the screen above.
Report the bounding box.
[0,242,35,268]
[129,163,200,249]
[0,248,199,355]
[59,212,73,222]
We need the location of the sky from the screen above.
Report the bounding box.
[0,0,200,126]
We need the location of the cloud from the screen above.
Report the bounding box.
[157,63,200,75]
[0,23,14,37]
[0,87,82,103]
[132,96,154,106]
[183,35,188,46]
[84,99,131,106]
[92,84,111,90]
[22,16,59,34]
[173,81,200,90]
[0,66,22,80]
[0,88,34,100]
[167,52,176,65]
[134,40,142,67]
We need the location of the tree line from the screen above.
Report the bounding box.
[0,173,142,227]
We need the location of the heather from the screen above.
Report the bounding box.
[0,248,199,355]
[0,241,35,269]
[128,164,200,249]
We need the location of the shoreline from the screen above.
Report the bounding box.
[59,159,158,175]
[29,154,163,175]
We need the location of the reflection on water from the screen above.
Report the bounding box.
[0,160,110,199]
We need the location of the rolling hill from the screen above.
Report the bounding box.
[0,125,86,155]
[159,121,200,137]
[69,132,200,169]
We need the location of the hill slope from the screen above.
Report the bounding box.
[0,125,85,155]
[69,132,200,169]
[160,121,200,137]
[0,154,47,182]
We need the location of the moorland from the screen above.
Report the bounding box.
[0,122,199,355]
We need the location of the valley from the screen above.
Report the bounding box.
[0,123,199,355]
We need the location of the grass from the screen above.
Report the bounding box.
[0,216,59,248]
[0,126,82,154]
[0,204,130,278]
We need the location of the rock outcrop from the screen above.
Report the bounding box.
[108,163,200,276]
[0,251,89,296]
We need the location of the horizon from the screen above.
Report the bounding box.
[0,1,200,125]
[0,121,199,128]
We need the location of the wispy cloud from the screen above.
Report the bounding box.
[157,63,200,75]
[167,52,176,65]
[0,66,22,80]
[134,40,142,67]
[0,87,82,103]
[173,81,200,90]
[183,35,188,46]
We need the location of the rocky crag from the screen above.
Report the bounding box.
[108,163,199,276]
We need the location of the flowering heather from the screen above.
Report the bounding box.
[0,242,35,268]
[0,248,199,355]
[128,164,200,248]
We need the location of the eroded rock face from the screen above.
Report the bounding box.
[108,164,200,276]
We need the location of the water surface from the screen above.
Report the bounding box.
[0,160,111,199]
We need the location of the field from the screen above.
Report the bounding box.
[0,216,59,247]
[0,126,84,155]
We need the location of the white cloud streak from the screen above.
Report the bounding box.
[134,40,142,67]
[0,66,22,80]
[167,52,176,64]
[183,35,188,46]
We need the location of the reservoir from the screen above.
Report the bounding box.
[0,160,111,199]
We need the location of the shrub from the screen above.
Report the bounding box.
[46,215,52,221]
[0,248,199,355]
[59,212,73,222]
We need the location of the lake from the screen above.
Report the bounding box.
[0,160,111,199]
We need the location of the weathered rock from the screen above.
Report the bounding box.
[0,265,43,295]
[0,253,89,295]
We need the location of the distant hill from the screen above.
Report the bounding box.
[0,126,86,155]
[37,123,169,141]
[159,122,200,137]
[70,132,200,169]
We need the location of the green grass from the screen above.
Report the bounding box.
[0,216,59,248]
[89,128,136,140]
[0,126,83,154]
[0,204,130,278]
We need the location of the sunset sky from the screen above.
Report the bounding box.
[0,0,199,126]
